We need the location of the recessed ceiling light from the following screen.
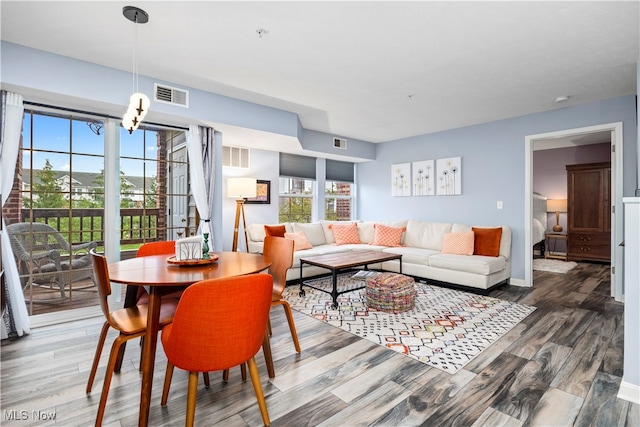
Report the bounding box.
[555,95,570,103]
[256,28,269,38]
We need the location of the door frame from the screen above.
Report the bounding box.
[524,122,624,301]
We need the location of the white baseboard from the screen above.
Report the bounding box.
[508,277,527,287]
[618,381,640,404]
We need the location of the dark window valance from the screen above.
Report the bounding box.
[279,153,316,180]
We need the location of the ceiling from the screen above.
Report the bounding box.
[1,1,638,145]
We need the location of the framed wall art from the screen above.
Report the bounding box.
[391,163,411,196]
[412,160,435,196]
[245,179,271,204]
[437,157,462,195]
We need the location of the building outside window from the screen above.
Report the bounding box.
[325,180,352,221]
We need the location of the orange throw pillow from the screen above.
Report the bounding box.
[264,224,286,238]
[284,232,313,251]
[472,227,503,257]
[442,231,474,255]
[372,224,405,247]
[328,222,361,245]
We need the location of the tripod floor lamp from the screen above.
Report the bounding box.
[228,177,257,252]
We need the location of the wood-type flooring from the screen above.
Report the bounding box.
[1,261,638,426]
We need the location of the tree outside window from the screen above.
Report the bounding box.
[279,178,313,223]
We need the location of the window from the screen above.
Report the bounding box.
[279,178,314,223]
[17,110,105,315]
[325,159,354,220]
[279,153,316,223]
[120,128,190,242]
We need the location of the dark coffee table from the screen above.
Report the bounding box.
[299,250,402,308]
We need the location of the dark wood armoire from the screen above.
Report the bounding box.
[566,162,611,262]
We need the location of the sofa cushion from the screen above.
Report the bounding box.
[404,220,452,250]
[292,223,326,246]
[320,220,358,244]
[265,224,286,237]
[284,231,313,251]
[381,246,439,264]
[247,223,267,242]
[357,220,408,244]
[290,244,353,267]
[442,231,474,255]
[429,253,506,275]
[329,222,361,245]
[472,227,503,257]
[357,222,376,244]
[372,224,405,247]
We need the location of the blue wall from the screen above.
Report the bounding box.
[358,96,637,283]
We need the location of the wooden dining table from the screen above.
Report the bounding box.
[108,251,272,427]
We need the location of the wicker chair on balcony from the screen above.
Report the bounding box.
[6,222,97,300]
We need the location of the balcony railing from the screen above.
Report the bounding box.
[21,208,165,246]
[14,208,168,316]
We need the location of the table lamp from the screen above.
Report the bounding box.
[547,199,568,232]
[227,177,257,251]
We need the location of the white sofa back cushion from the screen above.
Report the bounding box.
[292,222,327,246]
[246,223,267,243]
[404,220,452,250]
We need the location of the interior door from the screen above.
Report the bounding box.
[171,146,188,239]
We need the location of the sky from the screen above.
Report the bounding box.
[22,113,159,177]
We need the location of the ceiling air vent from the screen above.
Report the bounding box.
[154,83,189,107]
[333,137,347,150]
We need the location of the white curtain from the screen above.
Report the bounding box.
[1,91,30,339]
[186,125,216,247]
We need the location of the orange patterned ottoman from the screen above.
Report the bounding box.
[365,272,416,313]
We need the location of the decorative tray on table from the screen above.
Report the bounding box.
[166,254,219,266]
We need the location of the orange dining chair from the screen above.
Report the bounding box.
[86,249,178,427]
[116,240,185,374]
[123,240,184,307]
[222,235,298,382]
[263,236,301,353]
[160,274,273,427]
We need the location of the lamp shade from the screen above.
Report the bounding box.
[227,177,257,199]
[547,199,567,213]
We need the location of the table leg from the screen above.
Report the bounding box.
[331,269,338,309]
[139,286,161,426]
[298,262,306,297]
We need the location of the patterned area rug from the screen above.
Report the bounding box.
[533,258,577,273]
[283,273,535,374]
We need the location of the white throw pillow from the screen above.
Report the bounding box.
[292,223,327,246]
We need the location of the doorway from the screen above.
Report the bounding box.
[524,122,624,301]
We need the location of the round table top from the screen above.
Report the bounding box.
[108,252,271,286]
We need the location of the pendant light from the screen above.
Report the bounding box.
[122,6,149,134]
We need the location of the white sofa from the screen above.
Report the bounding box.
[246,219,511,293]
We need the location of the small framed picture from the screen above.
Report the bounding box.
[245,180,270,204]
